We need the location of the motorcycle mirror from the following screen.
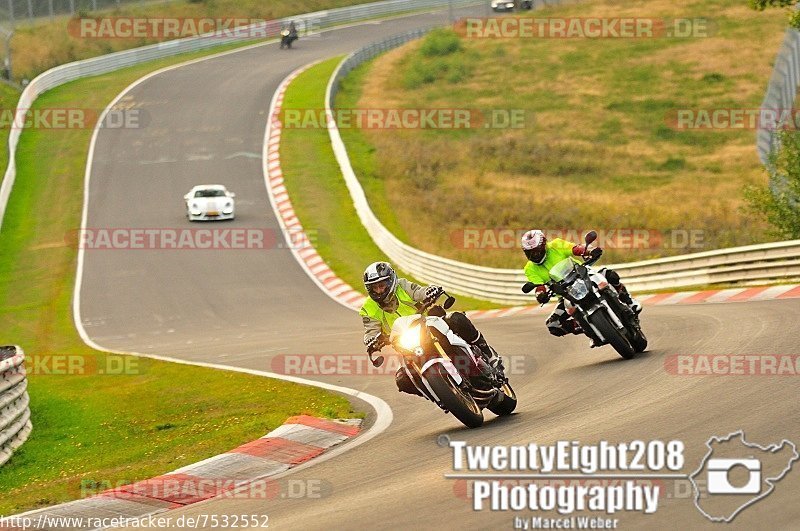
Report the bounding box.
[585,230,598,245]
[443,296,456,309]
[521,282,536,293]
[370,354,384,368]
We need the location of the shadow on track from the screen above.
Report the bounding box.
[559,348,665,376]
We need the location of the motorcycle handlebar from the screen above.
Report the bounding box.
[417,290,455,314]
[367,336,387,354]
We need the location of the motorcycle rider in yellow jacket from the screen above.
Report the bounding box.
[521,230,641,339]
[360,261,497,396]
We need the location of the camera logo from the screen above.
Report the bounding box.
[706,458,761,495]
[690,431,798,522]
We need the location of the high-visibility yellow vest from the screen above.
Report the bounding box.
[359,285,418,335]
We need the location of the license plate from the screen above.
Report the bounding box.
[207,211,219,216]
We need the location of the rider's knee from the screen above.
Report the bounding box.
[446,311,480,343]
[604,268,621,286]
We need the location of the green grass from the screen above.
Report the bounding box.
[338,0,790,267]
[0,83,22,172]
[335,60,412,243]
[0,41,356,515]
[279,58,503,310]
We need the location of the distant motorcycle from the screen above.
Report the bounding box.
[280,28,298,49]
[368,292,516,428]
[522,231,647,359]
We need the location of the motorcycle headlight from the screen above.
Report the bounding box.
[567,281,589,300]
[398,326,421,351]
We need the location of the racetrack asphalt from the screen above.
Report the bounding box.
[76,7,800,530]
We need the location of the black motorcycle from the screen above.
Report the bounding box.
[522,231,647,359]
[280,28,298,49]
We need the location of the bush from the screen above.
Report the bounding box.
[402,32,470,89]
[744,128,800,238]
[419,29,462,57]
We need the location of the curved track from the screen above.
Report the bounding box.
[78,9,800,530]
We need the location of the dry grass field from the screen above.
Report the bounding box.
[338,0,789,266]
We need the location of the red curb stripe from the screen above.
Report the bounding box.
[777,285,800,299]
[112,473,225,505]
[728,286,770,302]
[230,437,324,465]
[678,290,719,304]
[642,292,677,305]
[261,64,365,311]
[285,415,361,436]
[98,491,182,509]
[324,278,345,290]
[341,291,365,303]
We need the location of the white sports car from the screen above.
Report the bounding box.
[184,184,236,221]
[491,0,516,12]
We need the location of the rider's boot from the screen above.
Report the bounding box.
[615,282,642,314]
[473,333,503,371]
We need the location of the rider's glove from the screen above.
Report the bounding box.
[365,334,385,353]
[572,244,587,256]
[589,247,603,260]
[423,285,444,304]
[536,291,550,304]
[534,285,549,304]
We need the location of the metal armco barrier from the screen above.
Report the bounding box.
[0,0,485,234]
[327,31,800,305]
[758,27,800,165]
[0,345,31,467]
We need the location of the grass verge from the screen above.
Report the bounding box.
[279,58,503,310]
[337,0,790,268]
[0,40,356,515]
[0,83,22,171]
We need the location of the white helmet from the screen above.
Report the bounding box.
[363,261,398,304]
[521,229,547,264]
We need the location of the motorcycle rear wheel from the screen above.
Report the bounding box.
[487,381,517,416]
[631,326,648,353]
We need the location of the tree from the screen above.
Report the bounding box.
[750,0,800,29]
[744,129,800,238]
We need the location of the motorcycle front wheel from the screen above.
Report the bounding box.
[588,310,636,359]
[424,364,484,428]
